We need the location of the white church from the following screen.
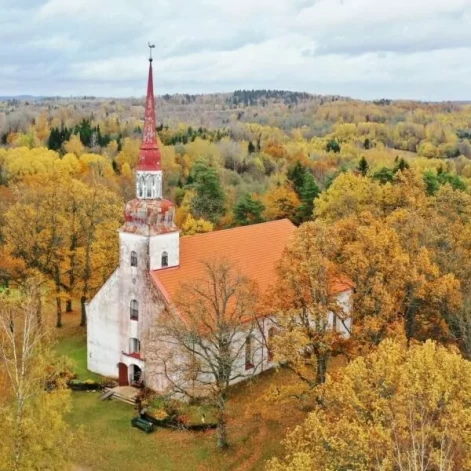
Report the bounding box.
[86,55,353,392]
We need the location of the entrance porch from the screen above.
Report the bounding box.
[118,362,143,387]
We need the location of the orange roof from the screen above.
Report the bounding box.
[329,275,355,295]
[151,219,353,304]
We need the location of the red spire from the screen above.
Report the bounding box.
[137,59,162,171]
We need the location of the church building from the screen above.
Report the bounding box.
[86,55,353,391]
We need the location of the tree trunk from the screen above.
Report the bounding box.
[36,293,42,327]
[56,297,62,328]
[216,406,228,449]
[316,355,328,385]
[215,385,229,449]
[13,397,24,471]
[67,205,78,314]
[80,295,87,328]
[54,268,63,328]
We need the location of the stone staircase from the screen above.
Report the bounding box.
[101,386,139,405]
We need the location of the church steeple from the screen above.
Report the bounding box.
[136,44,163,199]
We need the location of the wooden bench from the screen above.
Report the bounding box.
[131,417,154,433]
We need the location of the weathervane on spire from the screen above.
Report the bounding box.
[148,42,155,62]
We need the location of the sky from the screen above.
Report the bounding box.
[1,0,471,100]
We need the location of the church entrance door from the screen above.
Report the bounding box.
[118,363,129,386]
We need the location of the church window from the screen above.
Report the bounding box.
[161,251,168,268]
[130,251,138,267]
[138,175,145,198]
[129,338,141,354]
[130,299,139,320]
[245,335,254,370]
[146,176,152,198]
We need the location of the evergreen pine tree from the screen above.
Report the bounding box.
[287,162,306,195]
[234,194,265,226]
[394,157,410,173]
[358,156,369,176]
[297,171,320,223]
[189,159,225,223]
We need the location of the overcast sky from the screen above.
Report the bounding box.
[1,0,471,100]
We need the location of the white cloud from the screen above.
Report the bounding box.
[1,0,471,99]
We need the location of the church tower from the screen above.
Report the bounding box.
[111,47,180,386]
[87,47,179,388]
[120,48,180,273]
[135,49,162,200]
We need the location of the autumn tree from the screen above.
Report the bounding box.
[4,174,69,327]
[267,340,471,471]
[267,222,351,398]
[3,173,122,327]
[262,184,300,223]
[314,172,383,222]
[74,180,122,326]
[180,214,214,235]
[149,260,259,448]
[63,134,84,157]
[0,282,73,471]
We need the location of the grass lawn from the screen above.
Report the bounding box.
[55,311,308,471]
[55,334,102,382]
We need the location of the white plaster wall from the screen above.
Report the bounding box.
[149,232,180,270]
[87,269,121,378]
[173,316,278,392]
[118,232,149,361]
[119,231,169,389]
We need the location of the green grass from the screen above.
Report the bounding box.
[67,394,216,471]
[55,332,101,381]
[55,312,307,471]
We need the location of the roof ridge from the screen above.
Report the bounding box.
[180,218,295,241]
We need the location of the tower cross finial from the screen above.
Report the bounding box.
[148,42,155,62]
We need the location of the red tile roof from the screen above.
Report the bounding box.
[151,219,352,304]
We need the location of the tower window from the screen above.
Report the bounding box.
[130,251,138,267]
[245,335,254,370]
[161,251,168,268]
[130,299,139,320]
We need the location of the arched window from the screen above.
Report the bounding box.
[130,251,138,267]
[146,176,152,198]
[161,251,168,268]
[129,338,141,354]
[138,175,145,198]
[130,299,139,320]
[245,335,253,370]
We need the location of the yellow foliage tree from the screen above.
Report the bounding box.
[181,214,214,235]
[0,283,74,471]
[63,134,84,157]
[2,147,60,181]
[115,137,140,170]
[315,172,384,222]
[262,185,300,222]
[268,340,471,471]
